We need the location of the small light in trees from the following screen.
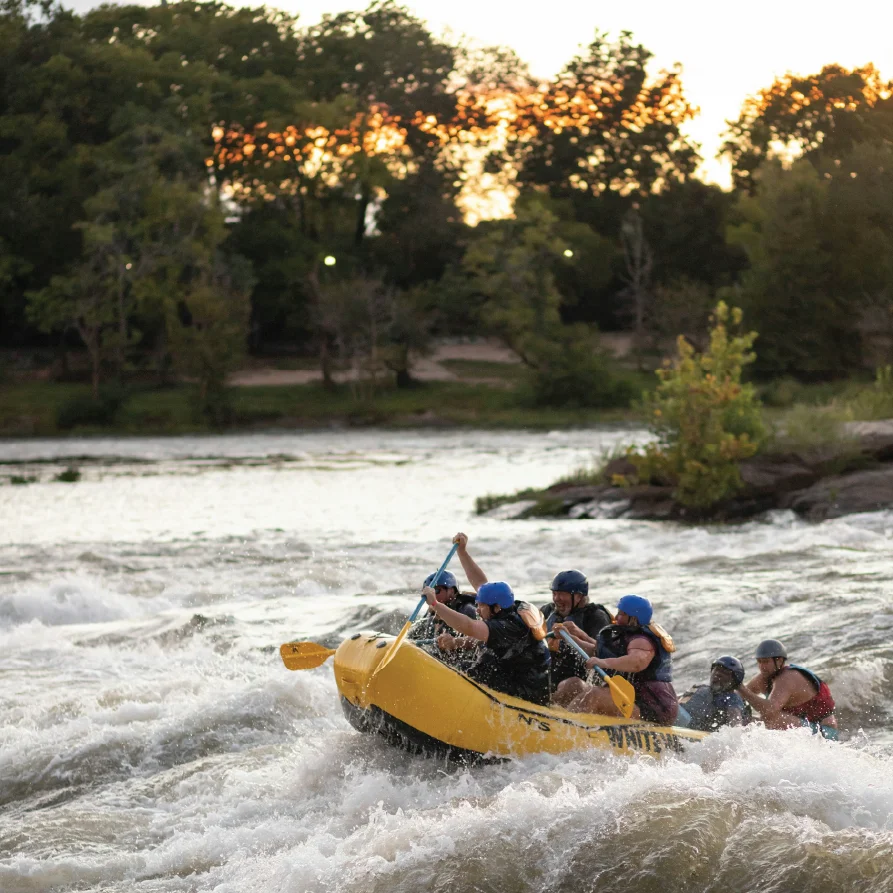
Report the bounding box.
[563,249,574,258]
[324,255,337,266]
[125,263,132,270]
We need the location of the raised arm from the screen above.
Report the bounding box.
[424,587,489,642]
[452,532,488,592]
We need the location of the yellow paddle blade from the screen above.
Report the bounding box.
[280,641,336,670]
[370,620,411,679]
[606,675,636,719]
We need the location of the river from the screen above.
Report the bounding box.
[1,429,892,893]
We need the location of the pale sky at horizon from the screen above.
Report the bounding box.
[67,0,893,186]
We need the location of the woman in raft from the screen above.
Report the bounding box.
[551,594,679,725]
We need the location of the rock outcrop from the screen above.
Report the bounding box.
[486,422,893,523]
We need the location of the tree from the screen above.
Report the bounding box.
[26,253,118,398]
[510,32,699,200]
[639,179,746,291]
[724,154,893,378]
[164,258,253,424]
[462,201,567,363]
[462,199,627,406]
[722,64,893,192]
[625,303,765,509]
[619,207,653,364]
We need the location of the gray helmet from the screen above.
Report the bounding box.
[711,655,745,686]
[550,570,588,596]
[754,639,787,660]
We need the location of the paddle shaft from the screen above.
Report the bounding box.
[371,542,460,678]
[557,629,636,719]
[408,542,461,622]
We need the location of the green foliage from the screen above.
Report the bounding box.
[647,278,717,350]
[514,31,700,198]
[723,159,886,378]
[462,198,626,406]
[640,180,746,290]
[841,366,893,421]
[627,302,766,508]
[165,259,253,425]
[56,388,126,430]
[462,201,568,360]
[760,377,804,408]
[722,64,893,192]
[768,402,855,454]
[54,467,81,483]
[519,326,637,409]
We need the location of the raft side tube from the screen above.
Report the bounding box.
[333,634,708,760]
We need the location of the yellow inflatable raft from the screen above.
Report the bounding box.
[333,633,708,761]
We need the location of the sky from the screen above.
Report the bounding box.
[68,0,893,187]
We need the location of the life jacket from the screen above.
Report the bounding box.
[596,623,673,683]
[678,684,748,731]
[517,602,547,641]
[409,592,477,640]
[475,602,550,673]
[768,664,836,723]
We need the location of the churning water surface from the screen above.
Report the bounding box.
[1,428,892,893]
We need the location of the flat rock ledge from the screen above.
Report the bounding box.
[486,421,893,523]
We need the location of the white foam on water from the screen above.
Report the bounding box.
[0,577,167,628]
[1,430,892,892]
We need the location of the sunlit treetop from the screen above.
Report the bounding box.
[722,63,893,191]
[212,67,699,215]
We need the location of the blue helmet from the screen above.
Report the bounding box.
[550,570,588,596]
[475,581,515,609]
[711,655,745,686]
[424,570,457,590]
[616,594,653,626]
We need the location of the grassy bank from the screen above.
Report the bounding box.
[0,379,642,438]
[4,371,889,443]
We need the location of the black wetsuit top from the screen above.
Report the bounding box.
[408,592,478,641]
[541,601,612,689]
[465,602,551,706]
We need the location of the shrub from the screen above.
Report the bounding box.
[760,377,803,408]
[769,402,855,453]
[56,387,126,430]
[623,302,766,509]
[844,365,893,420]
[521,326,638,409]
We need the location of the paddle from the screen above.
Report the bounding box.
[371,542,460,679]
[558,629,636,719]
[280,638,436,671]
[280,641,336,670]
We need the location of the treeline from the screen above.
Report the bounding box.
[2,0,893,417]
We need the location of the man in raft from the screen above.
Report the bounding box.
[541,570,612,690]
[737,639,839,740]
[677,656,749,731]
[408,571,477,642]
[550,594,679,725]
[421,533,551,705]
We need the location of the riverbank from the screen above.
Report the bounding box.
[0,378,644,439]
